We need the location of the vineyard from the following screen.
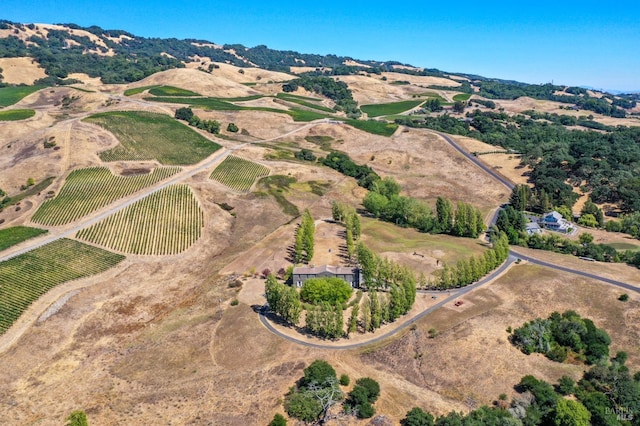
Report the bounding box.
[85,111,221,165]
[77,184,204,255]
[0,226,48,251]
[0,238,125,335]
[210,155,270,192]
[32,167,180,226]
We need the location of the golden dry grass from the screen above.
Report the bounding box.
[0,57,47,85]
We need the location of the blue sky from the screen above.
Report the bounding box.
[4,0,640,91]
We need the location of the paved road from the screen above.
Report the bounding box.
[259,256,518,350]
[430,130,514,191]
[511,249,640,294]
[258,127,638,350]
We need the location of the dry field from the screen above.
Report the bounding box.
[2,58,640,426]
[0,57,47,85]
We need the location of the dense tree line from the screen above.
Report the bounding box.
[321,151,380,189]
[511,310,611,364]
[265,274,302,324]
[435,231,509,289]
[294,209,315,263]
[331,201,361,261]
[363,180,485,238]
[396,110,640,212]
[174,107,220,133]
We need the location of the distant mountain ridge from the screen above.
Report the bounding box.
[0,20,637,116]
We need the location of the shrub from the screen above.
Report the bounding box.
[269,413,287,426]
[230,299,239,306]
[618,293,629,301]
[339,374,350,386]
[227,122,239,132]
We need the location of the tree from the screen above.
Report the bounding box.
[284,389,322,422]
[268,413,287,426]
[401,407,435,426]
[66,410,88,426]
[578,232,594,245]
[174,107,193,121]
[226,122,239,132]
[302,360,337,388]
[553,398,591,426]
[348,304,359,335]
[332,201,345,222]
[300,277,353,304]
[578,214,598,228]
[453,100,466,113]
[435,197,454,233]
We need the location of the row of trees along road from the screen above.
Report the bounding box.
[294,209,315,263]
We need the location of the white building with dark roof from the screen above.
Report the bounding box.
[292,265,361,288]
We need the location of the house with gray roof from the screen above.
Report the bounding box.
[292,265,361,288]
[541,211,572,233]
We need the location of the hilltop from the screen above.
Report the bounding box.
[0,21,639,426]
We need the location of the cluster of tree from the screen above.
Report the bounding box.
[282,76,360,117]
[294,148,317,162]
[400,351,639,425]
[174,107,220,133]
[356,242,417,328]
[423,98,443,112]
[495,205,527,244]
[320,151,380,189]
[265,274,302,324]
[470,98,496,109]
[606,211,640,239]
[331,201,361,260]
[294,209,315,263]
[299,65,381,77]
[301,277,353,305]
[282,360,381,423]
[522,109,618,131]
[436,231,509,289]
[397,110,640,212]
[364,181,485,238]
[473,81,632,117]
[344,377,381,418]
[511,310,611,364]
[305,302,345,339]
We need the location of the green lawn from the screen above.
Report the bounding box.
[276,93,335,112]
[148,86,201,97]
[124,85,161,96]
[453,93,472,102]
[146,96,329,122]
[0,226,48,252]
[361,100,424,117]
[84,111,221,165]
[344,119,398,137]
[361,218,488,264]
[0,85,44,107]
[608,242,640,251]
[0,109,35,121]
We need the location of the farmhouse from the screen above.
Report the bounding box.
[292,265,361,288]
[541,211,572,233]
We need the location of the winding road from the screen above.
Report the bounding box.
[2,96,638,351]
[258,127,639,350]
